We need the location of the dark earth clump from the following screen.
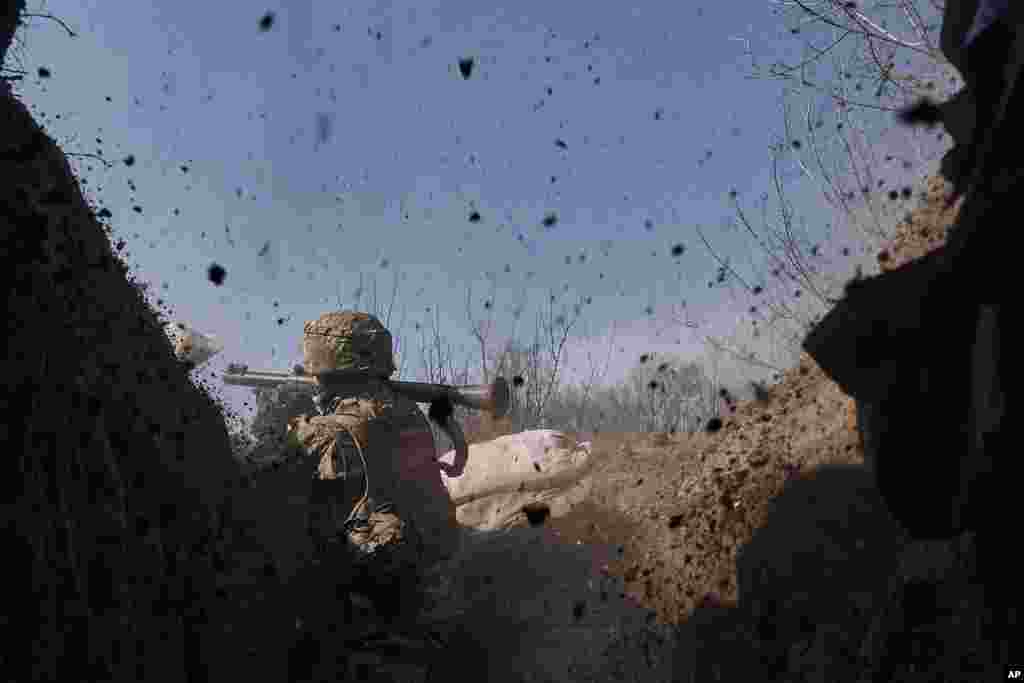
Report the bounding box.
[2,4,297,678]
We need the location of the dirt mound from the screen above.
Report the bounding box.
[540,172,1007,680]
[1,12,296,679]
[877,175,962,271]
[674,175,1007,680]
[539,347,867,624]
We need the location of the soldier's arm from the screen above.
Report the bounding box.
[239,414,316,477]
[286,414,369,484]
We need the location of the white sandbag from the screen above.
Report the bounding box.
[439,430,594,530]
[165,322,224,368]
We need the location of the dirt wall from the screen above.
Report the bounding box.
[0,5,289,678]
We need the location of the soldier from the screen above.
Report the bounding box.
[281,311,459,678]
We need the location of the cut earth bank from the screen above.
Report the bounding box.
[329,169,990,681]
[509,175,1001,682]
[2,0,998,672]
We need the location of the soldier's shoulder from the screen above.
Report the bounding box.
[329,394,386,418]
[348,385,410,410]
[331,396,366,411]
[288,412,359,442]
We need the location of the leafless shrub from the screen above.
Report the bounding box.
[692,0,952,382]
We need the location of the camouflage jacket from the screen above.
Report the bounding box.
[284,378,460,570]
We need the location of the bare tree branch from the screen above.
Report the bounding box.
[67,152,113,169]
[784,0,933,53]
[694,223,755,294]
[754,0,945,118]
[767,29,855,78]
[354,272,364,310]
[704,334,789,373]
[769,67,906,112]
[371,272,378,319]
[570,319,617,430]
[22,12,77,38]
[768,145,836,308]
[385,268,399,329]
[465,277,499,384]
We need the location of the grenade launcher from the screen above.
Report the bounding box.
[222,364,511,477]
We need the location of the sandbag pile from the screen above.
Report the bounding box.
[441,429,595,530]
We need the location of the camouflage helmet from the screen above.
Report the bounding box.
[302,310,397,377]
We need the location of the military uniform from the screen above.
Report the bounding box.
[285,381,458,576]
[281,311,458,637]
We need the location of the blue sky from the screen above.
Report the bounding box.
[12,0,951,421]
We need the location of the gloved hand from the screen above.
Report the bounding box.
[428,395,454,426]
